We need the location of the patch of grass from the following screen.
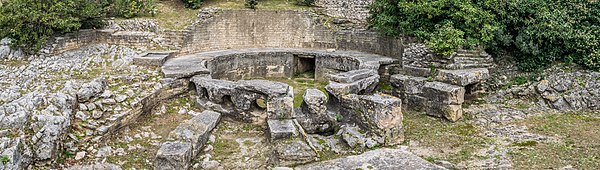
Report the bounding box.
[147,0,198,30]
[203,0,310,10]
[241,123,263,131]
[243,140,254,147]
[514,102,531,110]
[575,76,586,87]
[511,140,538,147]
[377,81,393,91]
[261,77,328,108]
[403,112,490,164]
[512,76,529,85]
[0,59,29,67]
[510,112,600,169]
[212,138,240,157]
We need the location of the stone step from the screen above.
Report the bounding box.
[452,56,493,64]
[435,68,490,86]
[155,110,221,170]
[445,63,494,70]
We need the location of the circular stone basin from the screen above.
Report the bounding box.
[162,48,397,122]
[161,48,396,81]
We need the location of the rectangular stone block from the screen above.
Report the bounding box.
[169,110,221,157]
[426,104,463,122]
[423,82,465,105]
[155,141,192,170]
[325,74,379,98]
[400,66,431,78]
[268,119,298,142]
[342,94,404,146]
[390,74,428,95]
[404,94,427,112]
[329,69,377,83]
[435,68,490,86]
[267,96,295,119]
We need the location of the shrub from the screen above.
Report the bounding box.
[0,0,105,53]
[245,0,258,9]
[295,0,315,6]
[109,0,156,18]
[369,0,600,71]
[369,0,498,56]
[181,0,203,9]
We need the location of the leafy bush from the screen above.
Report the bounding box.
[245,0,258,9]
[369,0,498,56]
[369,0,600,71]
[295,0,315,6]
[0,0,105,53]
[181,0,203,9]
[109,0,156,18]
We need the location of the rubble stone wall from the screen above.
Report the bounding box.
[314,0,374,22]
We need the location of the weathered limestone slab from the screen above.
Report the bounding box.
[329,69,377,84]
[155,141,193,170]
[296,89,335,133]
[162,54,211,79]
[325,74,379,98]
[168,110,221,156]
[302,89,328,115]
[268,119,298,142]
[133,51,176,66]
[192,76,238,103]
[296,148,446,170]
[400,66,432,78]
[341,94,404,146]
[404,94,428,112]
[390,74,428,95]
[272,140,318,167]
[423,82,465,105]
[77,77,107,102]
[238,80,292,97]
[435,68,489,86]
[267,96,294,119]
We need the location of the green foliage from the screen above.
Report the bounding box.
[369,0,600,71]
[0,0,106,53]
[485,0,600,71]
[245,0,258,9]
[1,155,9,164]
[369,0,498,56]
[109,0,156,18]
[181,0,203,9]
[335,113,343,122]
[0,0,158,53]
[295,0,315,6]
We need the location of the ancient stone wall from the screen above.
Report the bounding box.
[314,0,374,22]
[181,10,334,53]
[180,9,403,60]
[41,9,403,61]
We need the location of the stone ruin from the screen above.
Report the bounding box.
[145,44,492,168]
[0,5,503,170]
[154,48,407,168]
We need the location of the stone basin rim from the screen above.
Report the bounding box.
[161,48,398,80]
